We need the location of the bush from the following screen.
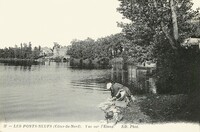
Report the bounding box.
[156,45,200,94]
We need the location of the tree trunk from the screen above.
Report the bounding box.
[161,22,177,50]
[153,0,177,50]
[170,0,179,41]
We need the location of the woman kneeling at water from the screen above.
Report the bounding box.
[106,82,133,104]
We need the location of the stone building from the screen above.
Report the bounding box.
[52,45,70,61]
[40,47,53,57]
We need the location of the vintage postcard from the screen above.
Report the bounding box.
[0,0,199,132]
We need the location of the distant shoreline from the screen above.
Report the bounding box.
[0,58,42,66]
[0,58,37,61]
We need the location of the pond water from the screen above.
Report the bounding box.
[0,61,156,122]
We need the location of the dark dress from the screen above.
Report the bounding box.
[110,83,132,98]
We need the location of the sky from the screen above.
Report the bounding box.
[0,0,199,48]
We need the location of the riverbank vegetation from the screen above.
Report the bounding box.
[118,0,200,123]
[67,34,129,68]
[67,33,155,68]
[122,93,199,123]
[119,0,200,95]
[0,42,42,59]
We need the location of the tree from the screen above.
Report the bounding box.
[31,46,41,59]
[67,34,129,60]
[117,0,200,94]
[117,0,198,50]
[81,38,95,59]
[0,44,42,59]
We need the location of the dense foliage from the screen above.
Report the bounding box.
[117,0,198,48]
[0,42,41,59]
[67,34,128,60]
[117,0,200,94]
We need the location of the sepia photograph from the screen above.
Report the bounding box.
[0,0,199,132]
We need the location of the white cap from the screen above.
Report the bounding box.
[106,82,112,90]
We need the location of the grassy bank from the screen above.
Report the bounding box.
[122,93,199,123]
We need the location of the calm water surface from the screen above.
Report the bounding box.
[0,62,156,122]
[0,62,110,122]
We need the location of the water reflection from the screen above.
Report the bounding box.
[0,61,158,121]
[1,60,44,72]
[0,61,157,94]
[0,60,71,72]
[111,64,157,94]
[0,61,109,122]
